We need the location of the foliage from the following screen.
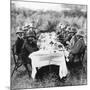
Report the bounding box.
[11,3,87,45]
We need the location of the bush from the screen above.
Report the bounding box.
[11,4,87,45]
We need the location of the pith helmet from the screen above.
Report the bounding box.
[16,27,23,34]
[76,30,85,37]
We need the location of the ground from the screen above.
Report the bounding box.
[11,64,87,90]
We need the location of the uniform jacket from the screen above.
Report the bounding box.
[70,38,86,62]
[20,40,39,64]
[22,40,39,56]
[15,37,24,55]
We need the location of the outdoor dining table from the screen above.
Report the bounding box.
[29,49,69,79]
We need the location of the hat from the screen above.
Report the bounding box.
[25,31,36,39]
[24,23,34,29]
[76,30,85,37]
[16,27,23,34]
[69,27,77,33]
[24,25,30,30]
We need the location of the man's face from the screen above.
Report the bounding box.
[18,33,22,37]
[22,33,24,38]
[16,33,23,38]
[27,37,34,44]
[76,35,82,39]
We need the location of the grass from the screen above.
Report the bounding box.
[11,64,87,90]
[11,3,87,90]
[11,4,87,46]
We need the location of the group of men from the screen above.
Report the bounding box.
[56,23,86,71]
[12,22,86,78]
[14,23,39,78]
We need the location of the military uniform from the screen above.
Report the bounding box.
[68,30,86,69]
[21,39,39,59]
[14,27,24,62]
[20,23,38,77]
[20,37,39,77]
[15,37,24,55]
[70,38,86,62]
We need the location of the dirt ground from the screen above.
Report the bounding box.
[11,64,87,90]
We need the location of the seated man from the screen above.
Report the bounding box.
[68,30,86,69]
[64,27,77,47]
[21,32,39,78]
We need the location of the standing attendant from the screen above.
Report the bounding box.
[14,27,24,61]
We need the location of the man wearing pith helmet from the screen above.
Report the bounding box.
[15,27,24,55]
[20,29,39,78]
[68,29,86,69]
[16,27,24,39]
[64,27,77,46]
[24,22,36,38]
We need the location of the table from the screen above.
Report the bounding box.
[29,49,69,79]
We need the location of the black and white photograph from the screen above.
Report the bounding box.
[11,0,87,89]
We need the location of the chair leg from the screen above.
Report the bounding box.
[11,63,23,77]
[11,65,18,77]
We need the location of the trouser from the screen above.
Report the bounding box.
[23,63,32,78]
[68,61,82,69]
[21,54,32,78]
[68,54,80,68]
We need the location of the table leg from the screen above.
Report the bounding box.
[31,67,37,79]
[59,63,68,79]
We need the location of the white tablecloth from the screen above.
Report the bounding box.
[29,49,69,79]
